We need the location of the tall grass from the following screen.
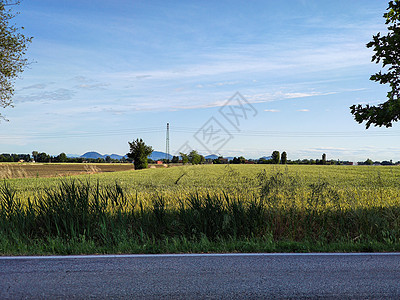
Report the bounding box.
[1,167,400,254]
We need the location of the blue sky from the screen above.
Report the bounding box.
[2,0,400,161]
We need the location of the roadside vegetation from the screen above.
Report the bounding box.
[1,164,400,255]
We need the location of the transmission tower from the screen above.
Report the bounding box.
[165,123,170,162]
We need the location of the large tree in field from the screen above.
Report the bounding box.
[281,151,287,164]
[1,0,32,120]
[350,0,400,128]
[179,152,189,164]
[127,138,153,170]
[271,151,280,164]
[322,153,327,165]
[188,150,204,165]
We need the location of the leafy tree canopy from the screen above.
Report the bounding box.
[0,0,32,119]
[232,156,246,164]
[188,150,204,165]
[127,138,153,170]
[364,158,374,165]
[281,151,287,164]
[271,151,280,164]
[179,152,189,164]
[350,0,400,128]
[322,153,327,165]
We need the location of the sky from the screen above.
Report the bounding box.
[1,0,399,161]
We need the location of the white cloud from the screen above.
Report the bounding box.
[76,83,110,90]
[284,92,337,99]
[14,89,75,103]
[297,109,310,112]
[19,83,48,90]
[135,75,152,80]
[247,91,337,104]
[264,109,280,112]
[309,147,348,152]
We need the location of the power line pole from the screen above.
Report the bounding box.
[166,122,170,163]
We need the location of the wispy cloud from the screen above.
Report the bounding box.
[76,83,110,90]
[309,147,348,152]
[17,19,373,113]
[14,89,75,103]
[284,92,337,98]
[135,75,152,80]
[248,91,336,104]
[264,109,280,112]
[297,109,310,112]
[106,44,369,84]
[19,83,49,90]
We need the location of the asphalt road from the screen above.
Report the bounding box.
[1,253,400,299]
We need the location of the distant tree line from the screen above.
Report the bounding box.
[1,147,399,167]
[179,150,205,165]
[0,153,31,162]
[209,151,400,166]
[157,149,400,166]
[32,151,127,163]
[357,158,398,166]
[0,152,129,163]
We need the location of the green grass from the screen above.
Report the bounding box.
[1,164,400,255]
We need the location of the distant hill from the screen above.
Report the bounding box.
[108,154,125,160]
[149,151,172,161]
[79,151,255,161]
[205,154,218,160]
[80,151,173,161]
[260,156,272,160]
[81,151,104,159]
[80,152,125,160]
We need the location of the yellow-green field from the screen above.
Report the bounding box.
[2,164,400,254]
[0,162,134,179]
[6,164,400,210]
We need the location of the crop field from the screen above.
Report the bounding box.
[0,163,134,179]
[6,164,400,207]
[1,164,400,254]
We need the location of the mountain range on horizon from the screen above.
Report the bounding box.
[72,151,273,161]
[75,151,173,161]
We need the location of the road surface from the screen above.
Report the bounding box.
[1,253,400,299]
